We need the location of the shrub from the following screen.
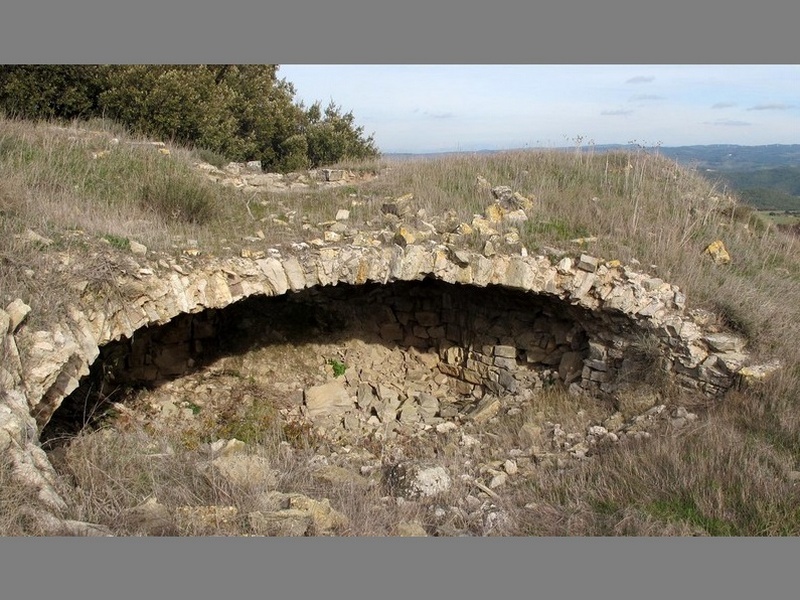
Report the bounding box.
[276,134,310,172]
[139,170,217,225]
[0,65,380,171]
[303,101,380,168]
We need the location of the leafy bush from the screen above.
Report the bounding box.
[0,65,105,120]
[277,134,310,172]
[303,101,380,168]
[0,65,380,172]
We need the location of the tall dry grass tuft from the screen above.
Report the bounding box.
[511,414,800,536]
[0,459,54,535]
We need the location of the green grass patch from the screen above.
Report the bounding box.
[216,398,279,445]
[328,358,347,378]
[522,217,590,241]
[648,497,736,536]
[102,233,130,250]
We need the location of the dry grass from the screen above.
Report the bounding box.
[0,459,53,535]
[2,116,800,536]
[509,414,800,536]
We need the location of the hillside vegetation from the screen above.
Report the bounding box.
[2,116,800,536]
[0,65,380,172]
[710,166,800,214]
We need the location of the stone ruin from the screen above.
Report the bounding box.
[194,159,377,194]
[0,240,757,526]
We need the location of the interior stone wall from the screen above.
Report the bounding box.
[81,279,663,412]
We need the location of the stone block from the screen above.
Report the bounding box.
[305,381,354,419]
[415,311,439,327]
[577,254,599,273]
[493,356,517,370]
[248,510,312,536]
[379,322,404,342]
[559,351,585,384]
[493,345,517,358]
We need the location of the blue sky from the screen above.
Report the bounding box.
[278,65,799,154]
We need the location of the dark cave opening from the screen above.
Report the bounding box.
[41,279,632,448]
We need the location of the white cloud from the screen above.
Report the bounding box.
[626,76,654,84]
[747,103,794,111]
[704,119,751,127]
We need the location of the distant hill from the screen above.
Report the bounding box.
[388,144,800,170]
[653,144,800,171]
[649,145,800,211]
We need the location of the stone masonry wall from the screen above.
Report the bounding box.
[66,268,746,425]
[1,243,753,518]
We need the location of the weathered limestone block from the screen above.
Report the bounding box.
[471,216,499,236]
[737,360,782,386]
[637,300,665,318]
[398,400,419,423]
[577,254,599,273]
[286,494,348,533]
[572,271,597,301]
[704,240,731,265]
[401,245,435,280]
[256,258,290,295]
[484,203,505,223]
[7,442,68,512]
[703,333,746,353]
[383,463,451,499]
[281,255,308,291]
[312,250,336,283]
[21,330,84,411]
[382,193,414,219]
[491,185,514,202]
[1,324,24,389]
[5,299,31,332]
[0,309,10,339]
[248,509,312,536]
[199,454,278,491]
[504,257,535,290]
[559,351,585,384]
[304,381,354,419]
[469,395,501,423]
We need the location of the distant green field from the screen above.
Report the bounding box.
[701,166,800,212]
[737,188,800,212]
[757,210,800,227]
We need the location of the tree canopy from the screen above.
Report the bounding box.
[0,65,380,171]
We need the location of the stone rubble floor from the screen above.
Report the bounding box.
[42,332,702,536]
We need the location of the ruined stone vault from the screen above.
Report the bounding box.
[1,242,750,513]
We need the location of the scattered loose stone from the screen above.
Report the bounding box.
[704,240,731,265]
[129,240,148,255]
[394,521,428,537]
[384,463,452,499]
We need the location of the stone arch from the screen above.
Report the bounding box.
[14,244,744,432]
[1,243,749,514]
